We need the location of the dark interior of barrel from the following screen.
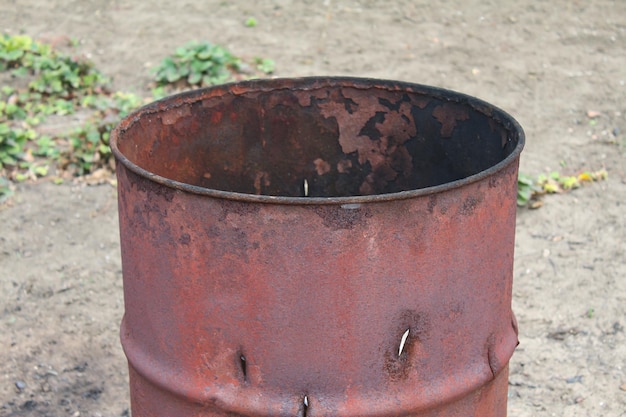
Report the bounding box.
[118,85,519,197]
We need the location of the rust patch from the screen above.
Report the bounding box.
[383,351,411,382]
[218,200,261,221]
[314,205,371,230]
[313,158,331,175]
[253,171,271,195]
[427,195,437,214]
[204,226,259,262]
[458,194,483,216]
[409,94,432,109]
[432,102,470,137]
[316,89,417,195]
[384,310,431,381]
[336,159,352,173]
[161,105,192,125]
[178,233,191,245]
[376,101,416,139]
[131,171,175,203]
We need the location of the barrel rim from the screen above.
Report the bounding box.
[110,76,525,205]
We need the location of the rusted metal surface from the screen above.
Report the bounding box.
[111,77,524,417]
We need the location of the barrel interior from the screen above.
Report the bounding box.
[116,81,521,197]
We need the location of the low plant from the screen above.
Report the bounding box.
[517,169,608,208]
[1,33,107,97]
[61,92,143,176]
[0,34,117,182]
[152,41,277,91]
[0,175,13,203]
[0,124,35,168]
[1,35,277,202]
[254,57,275,74]
[27,53,106,97]
[152,41,241,88]
[0,34,37,70]
[517,173,538,207]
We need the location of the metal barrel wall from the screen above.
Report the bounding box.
[111,77,524,417]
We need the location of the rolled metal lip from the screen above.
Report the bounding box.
[110,76,525,205]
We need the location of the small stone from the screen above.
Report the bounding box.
[566,375,583,384]
[586,110,601,118]
[620,383,626,391]
[15,380,26,390]
[21,400,37,410]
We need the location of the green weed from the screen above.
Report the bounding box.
[152,41,240,88]
[1,33,108,97]
[151,41,277,90]
[61,92,142,176]
[0,123,36,168]
[254,57,275,74]
[517,169,608,208]
[0,34,117,181]
[1,34,276,201]
[0,175,13,204]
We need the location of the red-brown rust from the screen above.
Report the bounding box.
[111,77,524,417]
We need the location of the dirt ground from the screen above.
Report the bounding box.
[1,1,625,416]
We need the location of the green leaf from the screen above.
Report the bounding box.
[191,59,212,73]
[178,64,190,77]
[98,143,110,154]
[517,173,534,186]
[11,67,28,77]
[86,129,101,144]
[14,172,28,182]
[0,123,10,135]
[560,176,579,190]
[256,58,275,74]
[33,165,49,177]
[196,48,213,60]
[165,66,180,83]
[188,71,202,85]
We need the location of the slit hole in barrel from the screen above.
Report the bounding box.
[239,354,247,382]
[300,395,309,417]
[398,328,410,357]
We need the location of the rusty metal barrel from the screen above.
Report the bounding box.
[111,77,524,417]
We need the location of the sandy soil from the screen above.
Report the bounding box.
[1,1,625,416]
